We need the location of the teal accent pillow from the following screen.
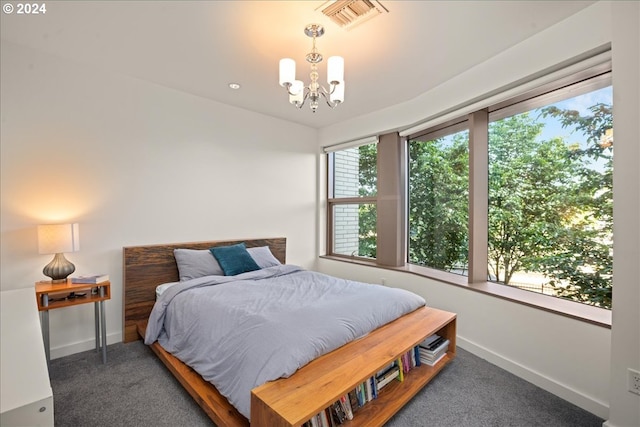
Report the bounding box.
[209,243,261,276]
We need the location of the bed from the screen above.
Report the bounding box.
[123,237,456,427]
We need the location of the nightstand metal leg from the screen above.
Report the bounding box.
[94,301,100,353]
[99,287,107,364]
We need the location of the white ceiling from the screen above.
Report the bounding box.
[0,1,595,129]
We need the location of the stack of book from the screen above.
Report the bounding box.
[418,334,450,366]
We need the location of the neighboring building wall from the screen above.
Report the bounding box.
[333,148,359,255]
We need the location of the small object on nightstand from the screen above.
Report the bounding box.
[67,292,86,299]
[71,274,109,284]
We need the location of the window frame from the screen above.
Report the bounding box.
[323,61,613,328]
[326,142,379,261]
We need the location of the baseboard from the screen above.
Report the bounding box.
[49,331,122,360]
[457,336,609,420]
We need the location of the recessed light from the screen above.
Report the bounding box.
[228,83,241,90]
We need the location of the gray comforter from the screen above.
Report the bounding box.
[144,265,425,420]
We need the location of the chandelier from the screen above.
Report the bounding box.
[279,24,344,113]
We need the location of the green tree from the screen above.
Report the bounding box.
[487,114,587,285]
[408,133,469,271]
[535,103,613,308]
[358,143,377,257]
[488,105,613,308]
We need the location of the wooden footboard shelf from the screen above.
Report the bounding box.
[251,306,456,427]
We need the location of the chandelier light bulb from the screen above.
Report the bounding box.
[290,80,304,95]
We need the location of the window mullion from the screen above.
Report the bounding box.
[377,132,405,267]
[468,109,489,283]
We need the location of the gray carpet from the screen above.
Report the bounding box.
[49,341,604,427]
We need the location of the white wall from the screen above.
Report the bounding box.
[607,2,640,427]
[317,2,640,426]
[0,40,318,358]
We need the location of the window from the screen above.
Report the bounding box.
[327,142,378,259]
[326,61,613,311]
[408,125,469,275]
[488,84,613,308]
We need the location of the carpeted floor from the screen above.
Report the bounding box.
[48,341,604,426]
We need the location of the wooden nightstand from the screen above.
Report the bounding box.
[35,279,111,364]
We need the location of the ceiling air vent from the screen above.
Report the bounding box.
[317,0,389,30]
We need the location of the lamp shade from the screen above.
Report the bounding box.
[279,58,296,87]
[327,56,344,84]
[289,81,304,105]
[38,223,80,254]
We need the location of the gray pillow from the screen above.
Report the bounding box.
[247,246,282,268]
[174,249,224,281]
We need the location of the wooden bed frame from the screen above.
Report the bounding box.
[123,237,457,427]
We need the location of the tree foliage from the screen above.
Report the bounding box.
[408,133,469,271]
[534,103,613,308]
[487,113,587,286]
[358,143,377,257]
[355,100,612,308]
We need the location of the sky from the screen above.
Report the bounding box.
[536,85,613,171]
[536,86,613,144]
[421,85,613,173]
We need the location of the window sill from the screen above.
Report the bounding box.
[320,255,611,329]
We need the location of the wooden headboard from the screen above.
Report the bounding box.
[122,237,286,343]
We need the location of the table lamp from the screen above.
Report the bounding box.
[37,223,80,283]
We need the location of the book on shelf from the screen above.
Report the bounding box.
[396,357,404,382]
[330,400,347,425]
[419,338,449,355]
[347,389,360,414]
[71,274,109,284]
[414,345,422,366]
[420,334,445,351]
[420,351,447,367]
[376,366,400,390]
[339,395,354,420]
[419,338,450,366]
[370,376,378,399]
